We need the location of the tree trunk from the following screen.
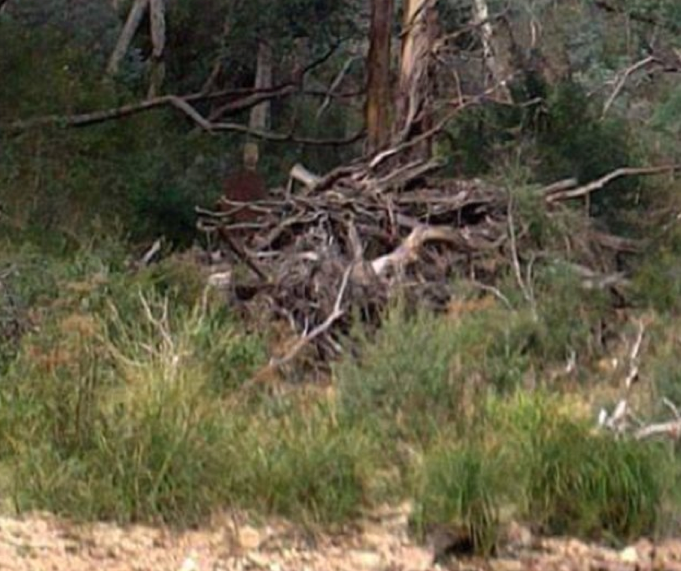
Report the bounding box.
[365,0,394,155]
[147,0,167,97]
[250,40,273,132]
[471,0,513,101]
[395,0,437,156]
[107,0,149,76]
[244,40,273,169]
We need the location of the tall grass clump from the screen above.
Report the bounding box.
[412,392,678,554]
[487,393,674,542]
[526,421,669,540]
[229,406,375,524]
[413,442,509,556]
[336,305,464,442]
[335,301,536,444]
[1,288,261,524]
[0,244,268,523]
[0,246,374,525]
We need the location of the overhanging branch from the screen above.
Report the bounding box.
[545,165,681,203]
[3,40,350,137]
[3,92,365,146]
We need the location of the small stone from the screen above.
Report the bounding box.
[504,522,534,549]
[179,553,199,571]
[620,545,639,564]
[490,559,524,571]
[348,549,383,570]
[246,552,270,568]
[238,526,263,551]
[398,546,433,571]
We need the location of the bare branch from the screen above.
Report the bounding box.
[4,43,353,137]
[316,55,361,120]
[240,265,354,390]
[601,56,656,119]
[3,93,365,146]
[371,225,460,277]
[545,165,681,203]
[107,0,149,76]
[269,264,352,370]
[635,420,681,440]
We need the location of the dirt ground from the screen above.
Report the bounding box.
[0,506,677,571]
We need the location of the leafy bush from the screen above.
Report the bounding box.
[632,244,681,314]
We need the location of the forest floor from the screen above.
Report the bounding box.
[0,507,675,571]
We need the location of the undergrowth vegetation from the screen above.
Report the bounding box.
[4,0,681,559]
[0,231,679,552]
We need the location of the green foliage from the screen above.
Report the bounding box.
[413,443,506,556]
[336,306,464,442]
[0,243,676,538]
[631,221,681,313]
[525,421,667,540]
[336,264,612,445]
[0,246,268,524]
[335,302,536,442]
[489,392,673,542]
[0,19,228,245]
[0,244,372,525]
[534,83,641,226]
[442,81,640,231]
[231,409,373,524]
[411,392,676,555]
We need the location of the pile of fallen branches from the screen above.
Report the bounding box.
[196,154,676,374]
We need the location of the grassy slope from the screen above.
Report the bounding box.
[0,234,679,555]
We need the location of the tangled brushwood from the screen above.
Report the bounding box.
[195,147,670,375]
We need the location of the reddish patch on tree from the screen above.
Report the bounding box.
[216,169,268,245]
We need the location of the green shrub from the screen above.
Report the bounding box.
[487,392,670,541]
[476,392,676,543]
[0,279,267,524]
[335,292,604,445]
[336,305,469,442]
[0,254,368,526]
[632,242,681,314]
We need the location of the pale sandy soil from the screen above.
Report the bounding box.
[0,507,677,571]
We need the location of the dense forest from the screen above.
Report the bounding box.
[2,1,681,567]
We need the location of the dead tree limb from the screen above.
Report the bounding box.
[601,56,656,119]
[240,265,353,389]
[370,225,460,277]
[289,164,322,192]
[6,43,353,135]
[107,0,149,76]
[545,165,681,203]
[147,0,167,97]
[317,55,361,120]
[269,264,352,370]
[3,93,365,146]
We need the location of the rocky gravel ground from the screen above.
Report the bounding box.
[0,507,676,571]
